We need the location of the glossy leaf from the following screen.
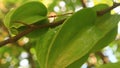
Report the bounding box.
[89,4,117,52]
[66,5,113,67]
[4,1,47,28]
[91,27,117,52]
[36,8,97,68]
[36,7,120,68]
[36,28,58,68]
[66,54,89,68]
[66,20,117,68]
[63,15,119,68]
[4,9,15,29]
[66,4,113,68]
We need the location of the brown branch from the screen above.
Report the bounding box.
[97,3,120,16]
[81,0,87,8]
[96,52,109,64]
[0,19,65,47]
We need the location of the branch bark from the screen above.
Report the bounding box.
[96,52,109,64]
[97,3,120,16]
[81,0,87,8]
[0,19,65,47]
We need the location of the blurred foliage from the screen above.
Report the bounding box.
[0,0,120,68]
[93,0,113,6]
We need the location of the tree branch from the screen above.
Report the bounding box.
[96,52,109,64]
[0,19,65,47]
[97,3,120,16]
[81,0,87,8]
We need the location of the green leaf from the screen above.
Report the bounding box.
[36,8,97,68]
[4,9,15,29]
[36,8,120,68]
[66,54,89,68]
[91,27,117,52]
[66,27,117,68]
[97,62,120,68]
[67,4,115,67]
[89,4,117,52]
[36,28,58,68]
[93,4,109,12]
[68,14,119,68]
[4,1,47,28]
[47,9,96,68]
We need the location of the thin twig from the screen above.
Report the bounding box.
[81,0,87,8]
[0,19,65,47]
[97,3,120,16]
[96,52,109,64]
